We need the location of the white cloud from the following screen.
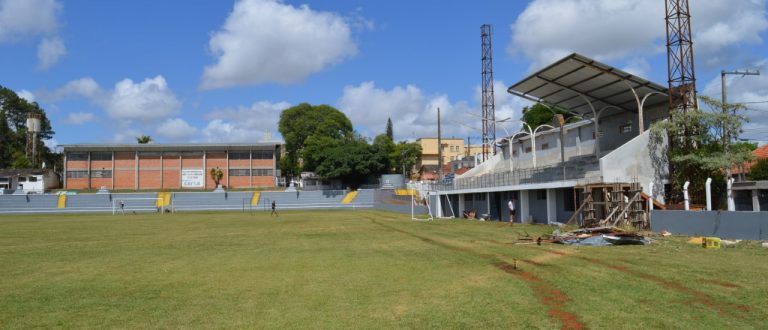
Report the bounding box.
[105,76,181,122]
[337,81,529,141]
[64,112,95,125]
[37,36,66,69]
[48,77,102,100]
[16,89,35,103]
[47,75,183,142]
[509,0,768,71]
[156,118,198,141]
[622,57,651,77]
[200,0,357,89]
[202,101,289,142]
[0,0,61,41]
[0,0,66,69]
[701,58,768,142]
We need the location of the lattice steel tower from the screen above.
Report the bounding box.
[481,24,496,161]
[665,0,697,113]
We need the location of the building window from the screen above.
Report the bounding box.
[229,152,250,160]
[228,169,250,176]
[28,176,38,182]
[512,150,518,157]
[541,143,549,150]
[67,152,88,161]
[18,177,27,182]
[91,152,112,161]
[253,168,273,176]
[91,170,112,178]
[252,151,273,160]
[536,190,547,200]
[525,147,532,153]
[620,124,632,134]
[67,171,88,178]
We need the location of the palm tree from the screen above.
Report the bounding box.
[210,167,223,187]
[136,135,152,144]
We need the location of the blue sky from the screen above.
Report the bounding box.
[2,0,768,148]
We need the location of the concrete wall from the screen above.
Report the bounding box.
[600,129,668,202]
[556,188,575,222]
[650,210,768,240]
[528,189,548,223]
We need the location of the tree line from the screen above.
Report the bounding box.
[278,103,421,187]
[0,86,59,170]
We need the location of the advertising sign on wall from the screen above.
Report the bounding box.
[182,169,204,188]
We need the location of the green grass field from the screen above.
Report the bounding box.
[0,210,766,329]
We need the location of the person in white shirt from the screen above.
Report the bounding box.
[508,199,516,223]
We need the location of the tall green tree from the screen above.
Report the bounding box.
[278,103,353,177]
[312,136,385,187]
[372,134,396,173]
[748,158,768,181]
[0,85,57,169]
[0,109,12,168]
[650,95,753,204]
[393,141,422,179]
[386,117,393,140]
[521,103,573,130]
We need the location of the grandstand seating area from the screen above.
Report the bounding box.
[0,189,376,214]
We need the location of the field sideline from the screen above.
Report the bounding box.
[0,210,766,328]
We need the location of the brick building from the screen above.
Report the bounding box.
[61,143,280,190]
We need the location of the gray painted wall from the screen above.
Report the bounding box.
[650,210,768,240]
[556,188,575,222]
[528,189,548,223]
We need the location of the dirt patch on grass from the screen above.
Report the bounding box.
[565,253,751,317]
[701,279,742,289]
[494,261,584,330]
[369,218,585,329]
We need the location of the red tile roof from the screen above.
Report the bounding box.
[733,144,768,174]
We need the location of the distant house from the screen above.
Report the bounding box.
[733,144,768,180]
[0,169,60,194]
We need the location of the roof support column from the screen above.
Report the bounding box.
[546,188,557,225]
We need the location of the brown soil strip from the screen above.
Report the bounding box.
[368,218,585,329]
[495,262,584,330]
[550,251,751,317]
[701,279,742,289]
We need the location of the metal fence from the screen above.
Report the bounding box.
[429,163,601,192]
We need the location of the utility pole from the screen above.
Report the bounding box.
[437,107,443,182]
[722,69,760,211]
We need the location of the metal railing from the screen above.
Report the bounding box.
[429,161,602,192]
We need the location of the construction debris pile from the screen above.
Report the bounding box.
[549,226,651,246]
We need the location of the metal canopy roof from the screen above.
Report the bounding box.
[507,53,668,115]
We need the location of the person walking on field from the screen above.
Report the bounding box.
[508,198,516,224]
[119,200,126,215]
[271,200,278,217]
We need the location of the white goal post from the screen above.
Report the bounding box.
[411,194,434,221]
[436,194,456,219]
[112,197,165,215]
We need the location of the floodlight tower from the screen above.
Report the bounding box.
[26,112,42,167]
[665,0,697,113]
[481,24,496,162]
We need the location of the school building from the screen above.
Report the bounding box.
[61,143,281,190]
